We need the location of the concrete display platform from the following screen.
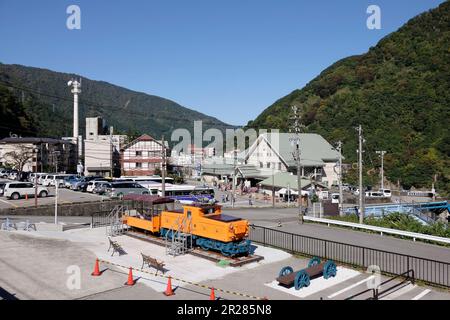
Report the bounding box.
[265,266,360,298]
[3,227,291,295]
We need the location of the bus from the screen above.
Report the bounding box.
[120,175,174,184]
[156,185,215,204]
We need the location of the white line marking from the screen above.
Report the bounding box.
[379,283,416,300]
[327,275,375,299]
[0,199,17,208]
[411,289,431,300]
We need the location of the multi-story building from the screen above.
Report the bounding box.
[0,137,77,173]
[120,134,168,176]
[83,117,126,177]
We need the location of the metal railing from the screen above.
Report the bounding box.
[249,225,450,288]
[91,211,113,228]
[303,216,450,244]
[346,269,415,300]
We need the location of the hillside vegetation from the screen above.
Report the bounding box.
[0,63,232,142]
[248,1,450,195]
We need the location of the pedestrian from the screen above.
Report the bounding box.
[221,194,225,203]
[226,193,229,202]
[248,194,253,206]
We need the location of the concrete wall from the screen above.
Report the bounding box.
[0,200,123,217]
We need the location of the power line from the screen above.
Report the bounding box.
[0,80,223,125]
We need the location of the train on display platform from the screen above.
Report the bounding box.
[122,196,251,257]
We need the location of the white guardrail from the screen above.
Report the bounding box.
[304,216,450,245]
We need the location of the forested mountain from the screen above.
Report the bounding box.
[248,1,450,195]
[0,63,232,142]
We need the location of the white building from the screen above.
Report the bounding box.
[244,133,342,187]
[83,117,126,177]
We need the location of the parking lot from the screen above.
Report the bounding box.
[0,180,109,209]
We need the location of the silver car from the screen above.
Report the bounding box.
[106,182,150,199]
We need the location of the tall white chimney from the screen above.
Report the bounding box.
[68,79,81,140]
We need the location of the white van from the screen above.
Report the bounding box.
[331,193,340,204]
[365,191,384,198]
[4,182,49,200]
[379,188,392,198]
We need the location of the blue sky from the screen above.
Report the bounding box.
[0,0,445,125]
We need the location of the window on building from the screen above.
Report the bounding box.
[266,162,270,168]
[259,162,263,168]
[136,151,142,157]
[136,163,142,168]
[278,163,282,170]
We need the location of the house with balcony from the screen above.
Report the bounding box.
[120,134,168,176]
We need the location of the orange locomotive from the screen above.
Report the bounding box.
[122,203,251,256]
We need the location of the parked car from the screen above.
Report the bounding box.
[379,188,392,198]
[41,174,55,187]
[50,174,76,187]
[71,176,103,191]
[3,182,49,200]
[93,181,112,195]
[0,182,6,196]
[0,169,11,179]
[18,171,31,182]
[64,176,81,188]
[8,170,18,180]
[331,193,340,204]
[86,180,111,193]
[37,173,51,185]
[106,182,150,199]
[365,191,384,198]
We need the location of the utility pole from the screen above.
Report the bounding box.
[287,183,290,207]
[290,105,303,224]
[337,141,344,216]
[40,143,43,172]
[110,127,113,178]
[161,135,166,197]
[55,181,59,225]
[376,150,386,190]
[232,149,237,208]
[34,147,38,207]
[357,125,364,224]
[272,167,275,208]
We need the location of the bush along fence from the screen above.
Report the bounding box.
[248,225,450,288]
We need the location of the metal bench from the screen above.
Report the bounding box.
[276,257,337,290]
[107,237,125,256]
[141,253,165,274]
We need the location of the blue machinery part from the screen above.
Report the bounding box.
[279,266,294,278]
[160,228,251,257]
[196,237,251,257]
[278,257,338,290]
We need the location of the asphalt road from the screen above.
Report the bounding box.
[226,207,450,263]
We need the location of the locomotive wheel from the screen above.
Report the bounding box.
[308,257,321,268]
[323,260,337,279]
[279,266,294,278]
[295,270,310,290]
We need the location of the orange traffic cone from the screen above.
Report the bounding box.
[163,276,174,296]
[125,267,135,286]
[91,259,101,276]
[209,287,216,300]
